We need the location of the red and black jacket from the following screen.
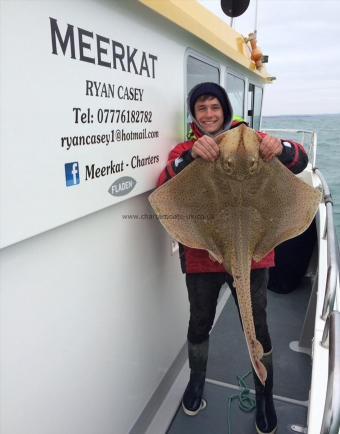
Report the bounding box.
[157,121,309,274]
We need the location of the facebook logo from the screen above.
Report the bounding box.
[65,162,80,186]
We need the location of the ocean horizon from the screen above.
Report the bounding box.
[263,113,340,118]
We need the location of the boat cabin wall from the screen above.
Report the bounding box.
[0,1,265,433]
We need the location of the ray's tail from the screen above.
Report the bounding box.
[230,259,267,385]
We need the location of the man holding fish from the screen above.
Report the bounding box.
[156,82,308,434]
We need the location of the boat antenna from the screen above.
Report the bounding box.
[254,0,259,34]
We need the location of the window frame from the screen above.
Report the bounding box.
[184,49,264,134]
[225,70,246,120]
[185,49,221,137]
[248,82,264,130]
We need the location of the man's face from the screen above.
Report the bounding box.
[194,96,224,134]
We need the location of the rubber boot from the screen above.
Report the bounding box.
[182,339,209,416]
[253,350,277,434]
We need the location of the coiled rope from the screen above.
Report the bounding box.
[227,371,256,434]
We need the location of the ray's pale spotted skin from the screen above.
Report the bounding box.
[149,124,322,384]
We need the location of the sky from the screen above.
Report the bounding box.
[199,0,340,116]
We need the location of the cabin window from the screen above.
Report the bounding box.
[186,55,220,133]
[226,73,245,119]
[187,56,220,91]
[248,84,263,130]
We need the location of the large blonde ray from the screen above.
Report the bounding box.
[149,124,321,384]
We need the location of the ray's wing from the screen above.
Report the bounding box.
[149,158,233,262]
[248,159,322,262]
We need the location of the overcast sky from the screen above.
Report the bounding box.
[199,0,340,116]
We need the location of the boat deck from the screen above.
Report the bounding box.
[167,278,313,434]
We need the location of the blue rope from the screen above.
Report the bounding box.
[227,371,256,434]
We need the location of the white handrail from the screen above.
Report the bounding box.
[313,169,340,339]
[311,168,340,434]
[320,311,340,434]
[262,128,317,165]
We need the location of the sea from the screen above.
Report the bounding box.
[262,113,340,240]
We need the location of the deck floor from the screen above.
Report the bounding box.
[167,278,312,434]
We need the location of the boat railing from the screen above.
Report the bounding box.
[264,128,340,434]
[312,167,340,434]
[262,128,317,167]
[314,169,340,330]
[320,310,340,434]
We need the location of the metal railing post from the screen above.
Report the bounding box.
[314,169,340,348]
[320,311,340,434]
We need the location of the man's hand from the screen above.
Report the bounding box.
[259,135,283,162]
[191,135,220,161]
